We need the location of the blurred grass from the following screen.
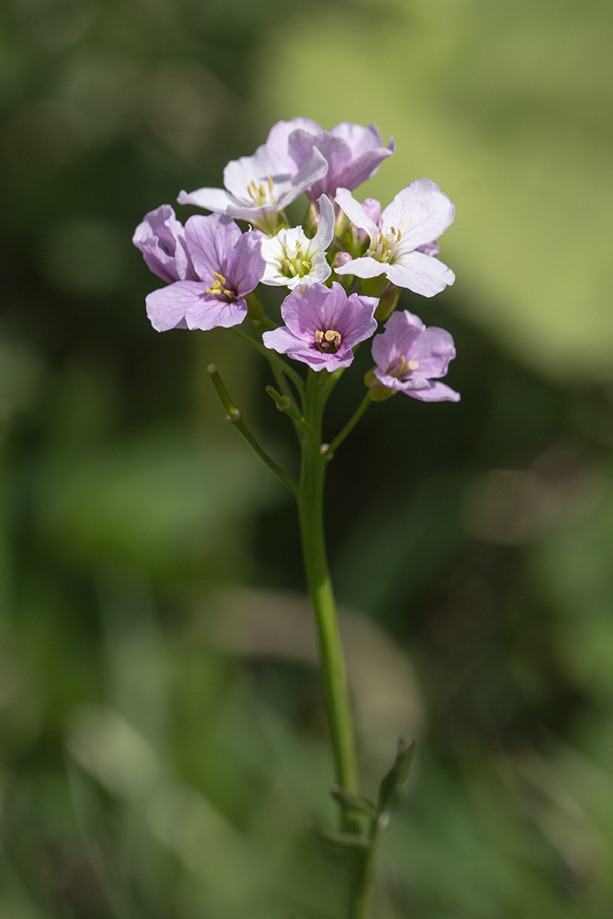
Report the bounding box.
[1,0,613,916]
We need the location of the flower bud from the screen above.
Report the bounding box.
[374,284,400,321]
[332,251,352,270]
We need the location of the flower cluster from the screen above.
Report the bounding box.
[134,117,459,401]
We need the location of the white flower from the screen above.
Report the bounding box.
[260,195,335,289]
[177,141,328,225]
[335,180,455,297]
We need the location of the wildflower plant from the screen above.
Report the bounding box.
[134,117,460,919]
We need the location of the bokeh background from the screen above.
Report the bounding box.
[2,0,613,916]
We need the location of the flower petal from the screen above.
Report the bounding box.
[333,122,392,154]
[407,326,456,377]
[328,122,395,191]
[177,186,236,213]
[335,188,380,239]
[133,205,194,282]
[274,148,328,209]
[371,311,424,370]
[386,251,455,297]
[312,194,336,253]
[288,131,351,199]
[184,213,242,281]
[342,293,379,344]
[222,145,291,201]
[185,295,247,331]
[261,326,306,355]
[382,179,455,252]
[267,117,322,173]
[334,254,387,280]
[224,230,266,296]
[403,381,460,402]
[146,281,203,332]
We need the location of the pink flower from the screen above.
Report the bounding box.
[371,310,460,401]
[268,119,395,201]
[145,213,265,332]
[262,282,378,372]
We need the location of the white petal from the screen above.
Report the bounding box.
[334,255,388,280]
[335,188,379,239]
[311,194,336,254]
[387,251,455,297]
[382,179,455,252]
[177,187,235,213]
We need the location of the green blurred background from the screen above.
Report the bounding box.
[2,0,613,916]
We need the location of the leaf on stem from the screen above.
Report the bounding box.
[377,738,415,818]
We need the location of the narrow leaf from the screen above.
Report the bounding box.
[377,738,415,816]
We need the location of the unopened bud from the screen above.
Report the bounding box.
[374,284,400,321]
[332,251,352,270]
[362,275,391,299]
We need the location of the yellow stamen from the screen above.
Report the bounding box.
[205,271,233,299]
[246,176,276,206]
[315,329,342,352]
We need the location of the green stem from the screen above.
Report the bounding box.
[297,370,376,919]
[207,365,298,495]
[231,326,305,399]
[296,370,360,815]
[209,358,377,918]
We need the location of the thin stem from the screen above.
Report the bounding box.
[265,385,306,429]
[207,364,298,495]
[325,392,372,460]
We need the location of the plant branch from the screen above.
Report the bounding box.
[207,364,298,495]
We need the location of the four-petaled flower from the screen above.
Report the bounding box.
[334,180,455,297]
[267,118,395,201]
[370,310,460,402]
[133,205,196,283]
[145,213,265,332]
[260,194,335,289]
[262,282,378,372]
[177,131,328,228]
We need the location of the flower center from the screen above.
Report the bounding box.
[205,271,236,302]
[281,239,312,279]
[367,226,402,263]
[388,355,419,378]
[246,176,277,207]
[314,329,342,353]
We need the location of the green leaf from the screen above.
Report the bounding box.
[378,739,415,817]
